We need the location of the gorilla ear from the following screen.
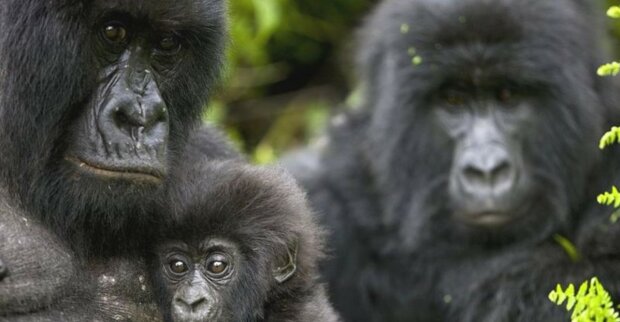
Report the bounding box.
[273,239,298,284]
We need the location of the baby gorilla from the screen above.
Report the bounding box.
[148,161,340,322]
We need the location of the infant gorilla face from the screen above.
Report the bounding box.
[156,238,239,322]
[154,236,298,322]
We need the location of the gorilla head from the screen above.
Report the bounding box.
[358,0,610,243]
[0,0,226,253]
[149,161,332,322]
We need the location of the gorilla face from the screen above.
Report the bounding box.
[63,0,225,188]
[155,238,239,322]
[361,0,606,241]
[433,74,537,227]
[65,13,171,184]
[0,0,226,250]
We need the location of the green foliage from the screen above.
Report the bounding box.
[598,5,620,74]
[598,122,620,221]
[251,100,330,164]
[207,0,372,162]
[598,5,620,222]
[400,23,410,34]
[599,127,620,149]
[597,186,620,209]
[608,6,620,19]
[553,234,582,263]
[549,277,620,322]
[549,7,620,322]
[597,62,620,77]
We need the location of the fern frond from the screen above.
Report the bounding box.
[549,277,620,322]
[599,127,620,149]
[598,186,620,209]
[598,63,620,77]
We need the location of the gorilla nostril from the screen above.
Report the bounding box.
[189,297,207,311]
[463,166,487,185]
[0,259,8,281]
[113,107,141,128]
[491,161,513,184]
[112,102,167,130]
[155,105,168,124]
[176,297,207,312]
[461,159,515,189]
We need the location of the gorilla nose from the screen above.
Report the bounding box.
[175,295,208,313]
[113,97,167,131]
[457,145,517,196]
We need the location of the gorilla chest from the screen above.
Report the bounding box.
[88,258,162,321]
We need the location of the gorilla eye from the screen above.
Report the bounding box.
[102,23,128,44]
[446,95,465,106]
[206,253,230,277]
[169,260,189,275]
[497,87,512,102]
[439,89,468,106]
[158,34,181,52]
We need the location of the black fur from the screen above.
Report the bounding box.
[0,0,232,319]
[286,0,620,321]
[0,0,227,254]
[150,160,340,322]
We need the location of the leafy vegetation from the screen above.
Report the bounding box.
[548,6,620,322]
[549,278,620,322]
[206,0,374,163]
[597,7,620,218]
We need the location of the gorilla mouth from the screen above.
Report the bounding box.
[457,211,515,227]
[65,156,164,183]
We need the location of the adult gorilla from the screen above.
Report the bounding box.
[0,0,232,319]
[287,0,620,321]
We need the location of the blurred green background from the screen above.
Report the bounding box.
[206,0,376,163]
[207,0,620,164]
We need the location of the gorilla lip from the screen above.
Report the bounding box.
[65,156,164,183]
[458,211,514,227]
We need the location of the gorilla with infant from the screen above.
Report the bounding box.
[0,0,233,320]
[288,0,620,321]
[0,1,337,320]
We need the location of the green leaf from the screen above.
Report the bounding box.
[554,234,582,262]
[400,23,410,34]
[598,62,620,77]
[597,186,620,209]
[608,6,620,19]
[549,277,620,322]
[251,0,281,43]
[599,127,620,149]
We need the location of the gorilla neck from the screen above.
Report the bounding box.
[23,175,162,258]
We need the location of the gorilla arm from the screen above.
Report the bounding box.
[0,189,76,316]
[443,236,620,322]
